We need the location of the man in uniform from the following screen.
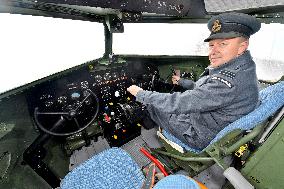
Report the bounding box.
[127,12,261,150]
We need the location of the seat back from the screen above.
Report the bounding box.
[161,81,284,153]
[210,81,284,146]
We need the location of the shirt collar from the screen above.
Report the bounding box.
[208,50,252,75]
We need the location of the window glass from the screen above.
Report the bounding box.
[114,22,284,81]
[0,13,104,93]
[249,23,284,81]
[113,23,209,56]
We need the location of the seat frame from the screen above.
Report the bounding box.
[153,122,267,175]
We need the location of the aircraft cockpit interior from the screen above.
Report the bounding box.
[0,1,284,189]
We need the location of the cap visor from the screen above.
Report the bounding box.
[204,32,243,42]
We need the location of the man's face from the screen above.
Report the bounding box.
[208,37,248,68]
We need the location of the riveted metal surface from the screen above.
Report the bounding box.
[32,0,206,17]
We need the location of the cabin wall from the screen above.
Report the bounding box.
[0,92,52,188]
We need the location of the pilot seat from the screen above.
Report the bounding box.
[154,81,284,188]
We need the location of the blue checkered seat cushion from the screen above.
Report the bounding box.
[61,148,145,189]
[61,148,201,189]
[163,81,284,153]
[153,175,200,189]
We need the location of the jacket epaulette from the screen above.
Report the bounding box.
[219,70,236,79]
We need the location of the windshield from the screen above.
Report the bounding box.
[113,23,209,56]
[0,13,104,93]
[113,22,284,81]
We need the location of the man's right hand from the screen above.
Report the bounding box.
[172,75,180,85]
[127,85,143,96]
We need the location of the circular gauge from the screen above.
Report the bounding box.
[45,100,54,107]
[40,94,53,100]
[112,71,119,81]
[39,94,54,108]
[103,72,112,82]
[94,74,103,83]
[80,81,89,89]
[71,92,80,100]
[67,83,78,90]
[120,69,127,80]
[83,90,91,97]
[83,90,92,105]
[57,96,67,104]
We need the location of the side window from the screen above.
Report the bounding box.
[250,23,284,81]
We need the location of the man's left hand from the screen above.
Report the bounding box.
[127,85,144,96]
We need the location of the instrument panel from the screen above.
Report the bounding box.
[27,60,160,147]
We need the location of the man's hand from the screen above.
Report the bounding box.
[127,85,144,96]
[172,75,180,85]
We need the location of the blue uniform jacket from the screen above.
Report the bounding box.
[136,51,259,150]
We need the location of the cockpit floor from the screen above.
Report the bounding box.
[69,127,161,170]
[69,136,110,170]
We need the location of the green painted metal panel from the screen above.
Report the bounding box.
[241,119,284,188]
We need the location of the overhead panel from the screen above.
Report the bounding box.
[0,0,104,22]
[32,0,206,17]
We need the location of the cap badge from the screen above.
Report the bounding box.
[212,20,222,32]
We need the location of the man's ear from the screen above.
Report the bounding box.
[238,39,249,55]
